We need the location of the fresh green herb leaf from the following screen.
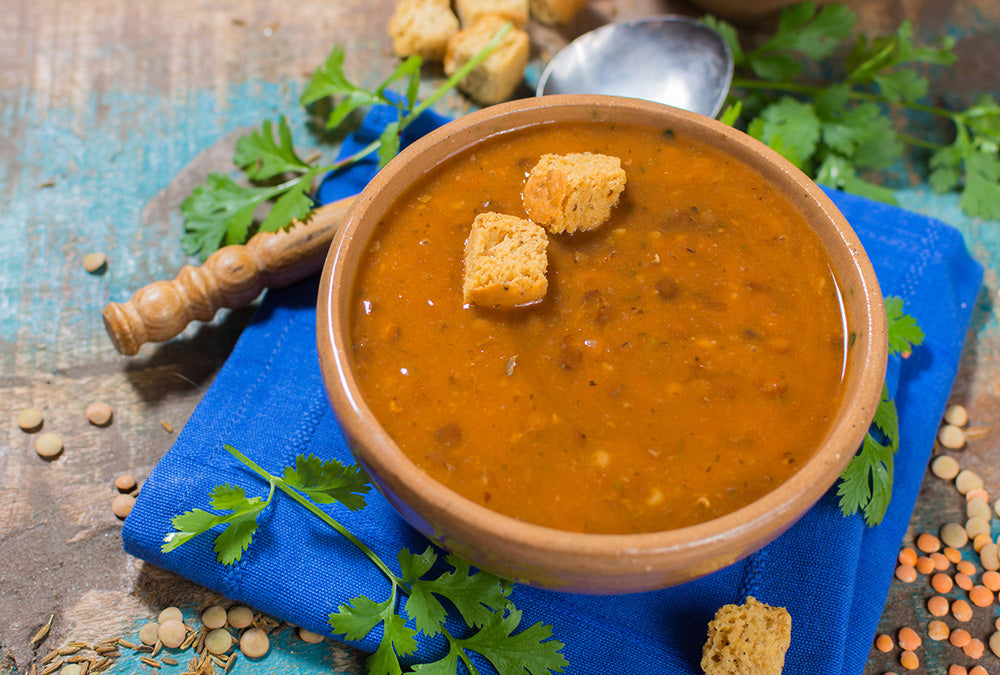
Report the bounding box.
[884,295,925,354]
[280,453,371,510]
[162,482,273,564]
[164,445,567,675]
[234,116,314,180]
[712,2,1000,216]
[179,174,277,260]
[837,296,922,525]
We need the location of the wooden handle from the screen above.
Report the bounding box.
[103,195,356,355]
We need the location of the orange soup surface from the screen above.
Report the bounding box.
[349,121,847,534]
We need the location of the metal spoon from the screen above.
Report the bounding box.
[536,16,734,118]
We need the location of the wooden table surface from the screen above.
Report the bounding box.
[2,1,999,673]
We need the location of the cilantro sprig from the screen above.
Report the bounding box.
[162,444,567,675]
[707,2,1000,218]
[180,24,512,261]
[837,297,925,526]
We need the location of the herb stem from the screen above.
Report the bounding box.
[223,445,400,584]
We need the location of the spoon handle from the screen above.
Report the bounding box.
[102,195,356,356]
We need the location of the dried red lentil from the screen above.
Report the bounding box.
[951,628,972,647]
[875,634,894,652]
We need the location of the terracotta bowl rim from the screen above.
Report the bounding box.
[317,95,887,562]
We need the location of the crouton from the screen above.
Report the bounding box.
[701,596,792,675]
[463,212,548,308]
[454,0,529,28]
[529,0,586,25]
[522,152,626,234]
[444,15,530,106]
[388,0,460,61]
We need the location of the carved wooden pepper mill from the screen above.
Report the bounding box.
[102,196,355,356]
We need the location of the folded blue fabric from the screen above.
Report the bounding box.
[123,104,983,674]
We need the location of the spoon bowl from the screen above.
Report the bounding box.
[536,16,734,118]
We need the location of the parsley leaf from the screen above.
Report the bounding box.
[747,97,821,170]
[162,483,273,564]
[836,296,923,525]
[234,116,313,180]
[164,445,568,675]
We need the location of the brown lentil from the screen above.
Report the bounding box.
[35,432,63,459]
[940,424,967,449]
[84,402,113,426]
[113,475,136,493]
[932,454,961,479]
[945,404,969,427]
[201,605,227,630]
[227,606,254,629]
[968,498,992,520]
[239,628,270,659]
[989,631,1000,658]
[18,408,44,431]
[967,516,991,539]
[957,469,984,495]
[82,252,107,273]
[941,522,970,548]
[157,619,186,649]
[981,543,1000,571]
[928,619,950,641]
[967,488,990,503]
[297,627,324,644]
[111,494,135,519]
[158,607,182,624]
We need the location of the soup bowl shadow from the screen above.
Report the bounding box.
[317,94,887,594]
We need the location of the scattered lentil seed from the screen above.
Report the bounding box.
[932,572,954,593]
[970,585,994,607]
[82,252,107,274]
[990,631,1000,658]
[970,667,988,675]
[945,404,969,427]
[111,494,135,519]
[965,638,986,659]
[981,543,1000,571]
[968,498,992,520]
[899,650,919,670]
[160,420,174,433]
[916,556,935,575]
[959,560,976,575]
[35,432,63,459]
[18,408,44,431]
[957,470,984,495]
[239,628,269,659]
[967,516,991,539]
[951,667,969,675]
[932,552,951,570]
[974,533,994,552]
[201,605,227,630]
[967,488,990,503]
[113,474,136,493]
[956,573,974,591]
[227,606,253,629]
[928,619,950,641]
[944,546,963,563]
[898,547,918,566]
[875,633,894,652]
[942,522,970,548]
[297,627,324,644]
[952,628,973,647]
[932,454,961,479]
[157,619,186,649]
[59,665,81,675]
[205,629,233,655]
[898,626,922,651]
[84,402,113,427]
[953,599,974,622]
[895,564,917,583]
[158,607,182,624]
[917,533,941,553]
[984,571,1000,591]
[138,622,158,646]
[928,595,950,616]
[940,424,967,449]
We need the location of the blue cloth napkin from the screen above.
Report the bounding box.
[123,104,983,674]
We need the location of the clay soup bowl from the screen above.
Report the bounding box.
[316,95,887,594]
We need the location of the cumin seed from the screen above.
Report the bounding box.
[160,656,178,666]
[139,656,161,668]
[31,614,54,645]
[117,639,136,650]
[39,661,61,675]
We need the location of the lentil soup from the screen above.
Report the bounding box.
[349,121,847,534]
